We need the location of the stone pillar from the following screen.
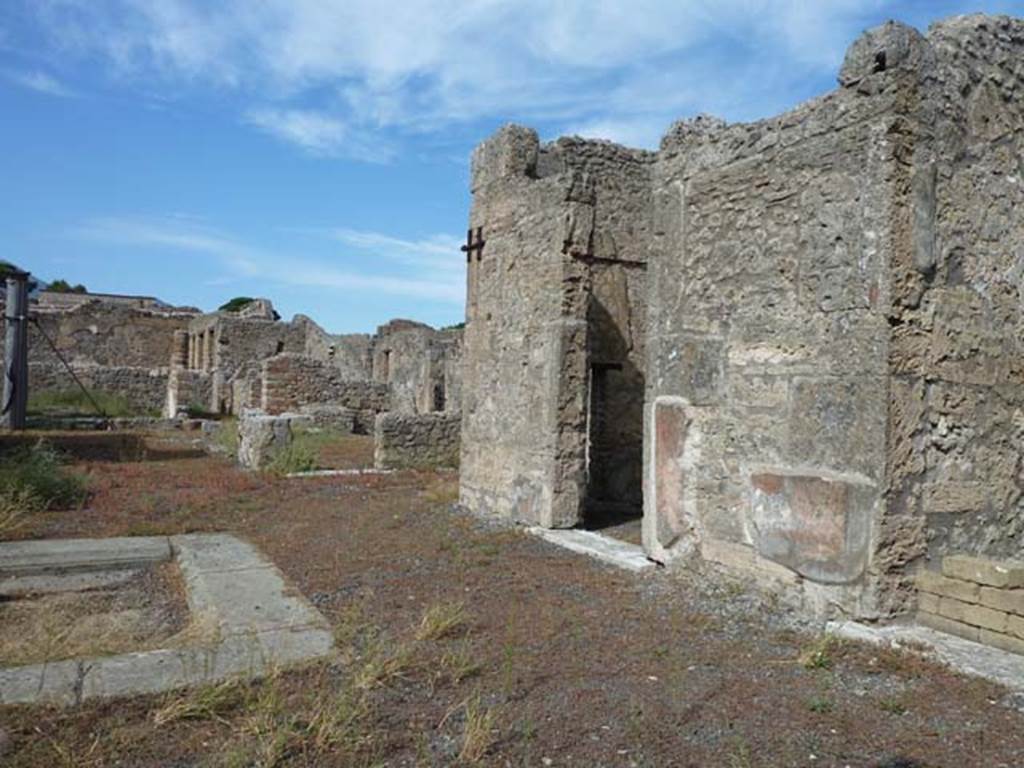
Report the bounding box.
[202,330,212,372]
[1,270,29,430]
[165,329,188,418]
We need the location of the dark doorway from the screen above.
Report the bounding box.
[583,289,644,543]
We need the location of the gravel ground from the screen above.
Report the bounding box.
[2,432,1023,767]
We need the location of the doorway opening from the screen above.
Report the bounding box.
[582,295,644,544]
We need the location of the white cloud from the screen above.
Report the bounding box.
[26,0,903,150]
[75,216,464,304]
[5,69,76,97]
[245,108,345,154]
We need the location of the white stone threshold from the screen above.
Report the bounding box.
[286,468,394,478]
[829,620,1024,693]
[0,534,333,706]
[527,527,656,573]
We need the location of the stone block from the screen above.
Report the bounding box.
[747,471,873,584]
[979,630,1024,657]
[938,597,1008,633]
[1008,614,1024,641]
[918,591,940,614]
[917,570,980,603]
[979,587,1024,616]
[944,555,1024,588]
[237,412,293,470]
[918,611,980,643]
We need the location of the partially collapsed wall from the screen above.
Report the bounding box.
[461,14,1024,626]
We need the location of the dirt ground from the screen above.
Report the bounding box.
[2,432,1024,767]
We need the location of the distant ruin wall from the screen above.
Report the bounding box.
[374,412,461,469]
[262,353,389,432]
[29,363,170,415]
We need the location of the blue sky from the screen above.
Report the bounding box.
[0,1,1019,333]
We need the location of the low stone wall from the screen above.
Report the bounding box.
[297,404,356,434]
[30,363,169,415]
[374,412,460,470]
[918,556,1024,655]
[262,353,389,432]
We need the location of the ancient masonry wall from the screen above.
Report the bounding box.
[374,412,461,470]
[459,126,652,528]
[0,299,198,414]
[885,17,1024,572]
[646,66,904,618]
[371,320,462,414]
[462,14,1024,627]
[261,353,390,433]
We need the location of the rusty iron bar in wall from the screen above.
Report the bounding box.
[461,227,485,262]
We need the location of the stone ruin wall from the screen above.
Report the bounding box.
[459,127,652,528]
[650,16,1024,620]
[0,297,199,414]
[372,320,463,415]
[885,17,1024,570]
[172,305,462,421]
[462,14,1024,624]
[261,353,389,433]
[374,411,461,470]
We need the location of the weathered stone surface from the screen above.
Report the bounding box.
[0,536,170,576]
[944,556,1024,589]
[237,411,294,470]
[982,588,1024,617]
[0,534,332,707]
[918,611,981,643]
[747,472,873,584]
[374,412,460,469]
[917,570,980,603]
[459,14,1024,625]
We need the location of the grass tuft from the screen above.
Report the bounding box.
[153,679,246,726]
[416,601,469,641]
[458,695,499,764]
[800,633,842,670]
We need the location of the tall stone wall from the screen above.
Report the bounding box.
[884,17,1024,569]
[461,13,1024,625]
[459,126,653,528]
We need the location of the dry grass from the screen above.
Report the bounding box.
[0,564,187,666]
[152,679,246,726]
[0,486,37,539]
[354,639,417,690]
[438,641,483,686]
[799,633,843,670]
[458,695,499,764]
[416,601,468,641]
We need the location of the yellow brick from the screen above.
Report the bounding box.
[917,570,980,603]
[979,587,1024,616]
[961,603,1008,633]
[918,611,980,643]
[944,555,1024,588]
[1008,614,1024,640]
[980,630,1024,657]
[918,591,940,614]
[937,596,970,624]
